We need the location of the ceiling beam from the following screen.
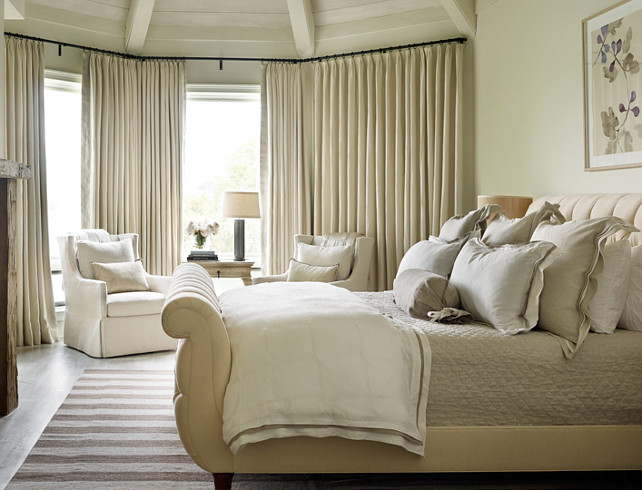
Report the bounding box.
[440,0,476,38]
[287,0,315,58]
[4,0,25,20]
[125,0,155,54]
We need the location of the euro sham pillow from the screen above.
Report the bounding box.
[449,238,558,335]
[439,204,502,241]
[482,201,565,246]
[396,234,472,279]
[76,238,135,280]
[393,269,460,319]
[589,240,631,334]
[619,245,642,331]
[296,242,352,281]
[531,217,637,357]
[286,258,338,283]
[91,260,150,294]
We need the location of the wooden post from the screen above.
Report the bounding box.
[1,159,32,416]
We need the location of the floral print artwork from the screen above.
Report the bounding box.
[592,12,642,155]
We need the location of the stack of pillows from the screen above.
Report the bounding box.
[75,237,151,294]
[393,202,640,358]
[286,242,354,282]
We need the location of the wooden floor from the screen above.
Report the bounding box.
[1,342,641,489]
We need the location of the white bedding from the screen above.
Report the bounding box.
[219,282,431,455]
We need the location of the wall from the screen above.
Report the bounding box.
[474,0,642,201]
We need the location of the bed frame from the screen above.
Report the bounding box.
[161,194,642,489]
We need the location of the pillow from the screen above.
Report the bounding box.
[589,240,631,334]
[91,260,150,294]
[619,245,642,331]
[76,239,135,279]
[286,258,338,283]
[396,234,472,279]
[531,217,637,357]
[449,238,558,335]
[393,269,459,319]
[296,242,352,281]
[439,204,502,241]
[482,201,565,246]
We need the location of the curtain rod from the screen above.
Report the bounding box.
[4,32,466,64]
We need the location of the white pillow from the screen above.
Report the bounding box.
[296,242,352,281]
[619,245,642,331]
[482,201,565,246]
[439,204,502,241]
[76,239,135,279]
[531,217,637,357]
[449,238,558,335]
[589,240,631,334]
[286,259,338,283]
[396,234,471,279]
[91,261,150,294]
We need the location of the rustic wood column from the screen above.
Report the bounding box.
[1,158,32,416]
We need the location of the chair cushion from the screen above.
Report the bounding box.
[106,291,166,318]
[76,239,135,279]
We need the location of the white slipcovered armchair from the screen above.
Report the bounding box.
[58,229,177,358]
[253,233,375,291]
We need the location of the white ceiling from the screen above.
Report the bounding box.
[4,0,479,59]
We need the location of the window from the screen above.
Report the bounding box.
[44,71,82,306]
[183,85,261,261]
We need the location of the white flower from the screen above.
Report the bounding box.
[186,219,220,237]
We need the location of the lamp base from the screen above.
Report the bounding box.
[233,219,245,261]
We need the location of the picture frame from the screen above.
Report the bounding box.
[583,0,642,171]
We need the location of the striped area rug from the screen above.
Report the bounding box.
[7,369,212,489]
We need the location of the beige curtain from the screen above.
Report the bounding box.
[313,43,464,290]
[5,36,58,345]
[260,62,311,274]
[82,53,184,275]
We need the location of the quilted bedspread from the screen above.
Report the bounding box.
[360,291,642,426]
[219,282,431,455]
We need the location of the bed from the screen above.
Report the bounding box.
[161,193,642,489]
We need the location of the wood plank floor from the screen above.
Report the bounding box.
[1,342,641,489]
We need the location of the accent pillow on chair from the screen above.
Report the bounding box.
[439,204,502,241]
[286,259,339,283]
[449,238,558,335]
[393,269,460,319]
[76,238,136,279]
[296,242,353,280]
[531,217,638,357]
[91,261,150,294]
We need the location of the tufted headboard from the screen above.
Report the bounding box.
[527,194,642,247]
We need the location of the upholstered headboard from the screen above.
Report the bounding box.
[528,194,642,247]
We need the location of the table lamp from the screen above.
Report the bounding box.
[222,191,261,261]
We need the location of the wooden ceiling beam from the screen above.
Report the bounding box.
[287,0,315,58]
[125,0,156,54]
[439,0,476,38]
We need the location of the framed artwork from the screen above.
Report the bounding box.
[583,0,642,170]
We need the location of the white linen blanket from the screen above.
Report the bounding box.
[219,282,431,456]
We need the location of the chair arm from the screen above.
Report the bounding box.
[338,236,375,291]
[146,273,172,293]
[252,273,288,285]
[65,276,107,319]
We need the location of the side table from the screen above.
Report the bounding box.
[186,259,254,286]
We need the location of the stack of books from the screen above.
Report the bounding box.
[187,250,218,261]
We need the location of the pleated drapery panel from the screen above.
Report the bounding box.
[139,61,184,276]
[5,36,58,346]
[260,63,312,275]
[313,43,463,290]
[82,53,185,275]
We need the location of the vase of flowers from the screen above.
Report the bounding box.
[186,219,220,250]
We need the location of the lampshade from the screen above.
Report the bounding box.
[477,195,533,219]
[222,191,261,219]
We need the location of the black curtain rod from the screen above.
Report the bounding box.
[4,32,466,64]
